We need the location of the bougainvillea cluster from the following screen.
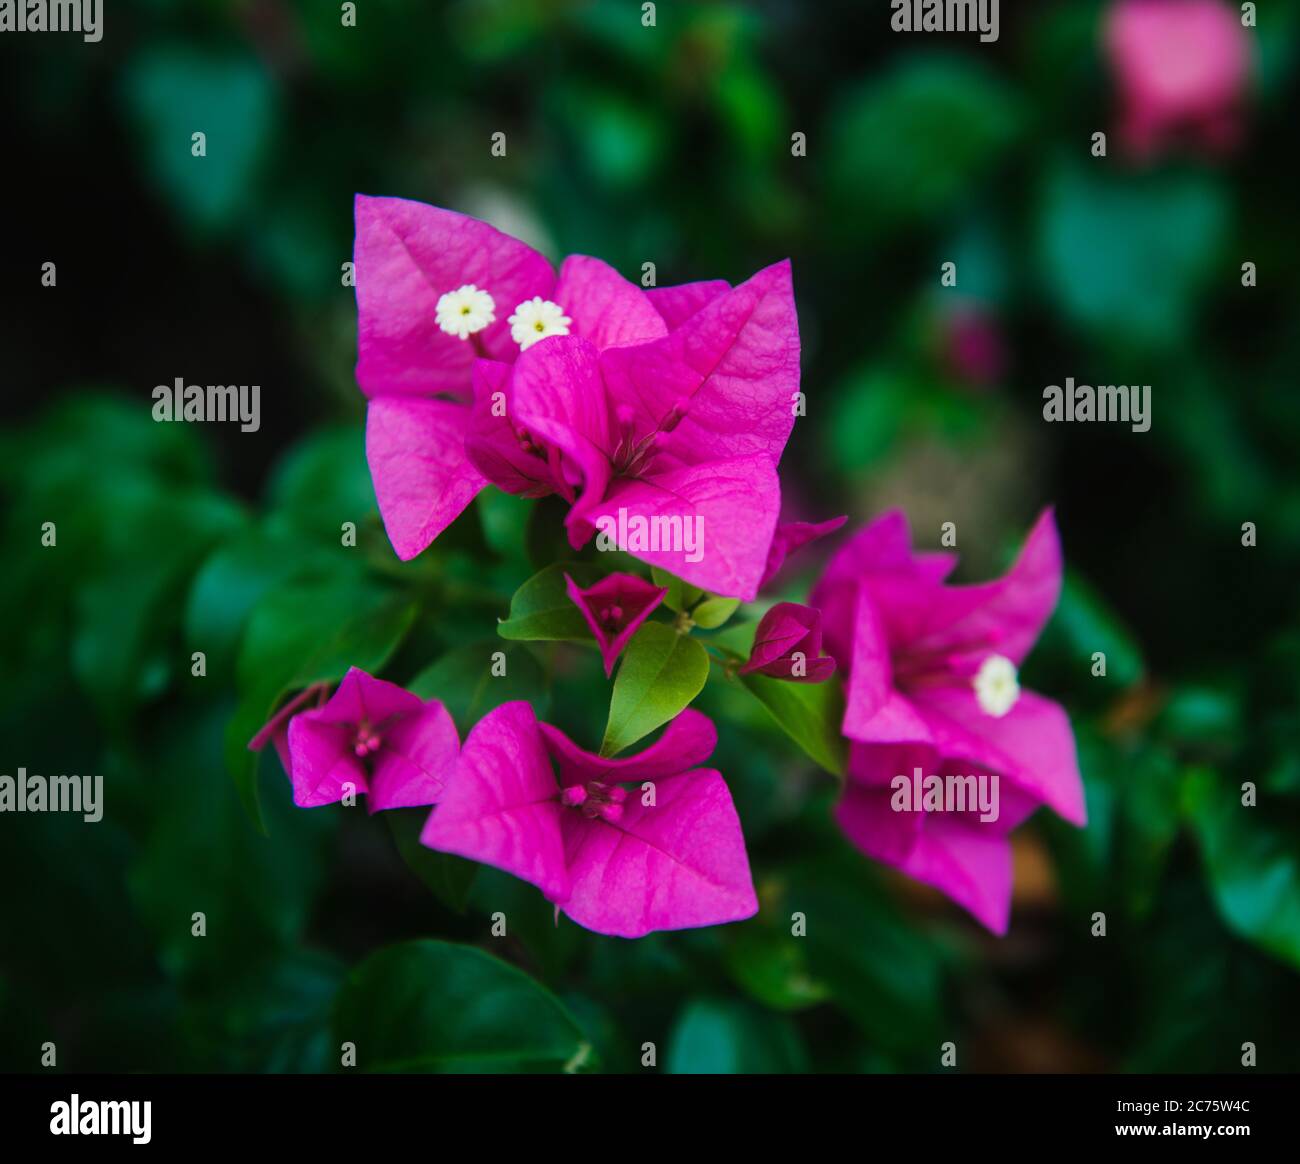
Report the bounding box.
[251,196,1085,938]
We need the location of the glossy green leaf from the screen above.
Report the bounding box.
[739,671,847,777]
[691,595,741,629]
[497,562,605,642]
[332,940,591,1072]
[651,566,704,615]
[1186,768,1300,970]
[601,622,709,755]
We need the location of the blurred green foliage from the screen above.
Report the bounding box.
[2,0,1299,1073]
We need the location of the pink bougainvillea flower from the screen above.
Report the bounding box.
[810,509,1085,932]
[420,702,757,937]
[941,303,1006,388]
[354,195,746,563]
[760,515,848,589]
[564,571,668,677]
[484,260,800,599]
[252,667,459,811]
[740,602,836,683]
[1104,0,1252,160]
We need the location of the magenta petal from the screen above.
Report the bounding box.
[563,572,666,677]
[286,717,367,807]
[599,260,800,469]
[645,279,731,330]
[911,508,1063,669]
[835,777,1012,934]
[365,396,486,560]
[539,708,718,788]
[367,700,460,811]
[553,255,668,351]
[913,687,1086,827]
[465,359,564,497]
[740,602,836,682]
[585,454,780,601]
[558,769,757,937]
[315,667,423,726]
[353,195,554,398]
[760,515,848,589]
[419,701,569,903]
[508,336,612,509]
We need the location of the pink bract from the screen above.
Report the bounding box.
[811,509,1085,932]
[419,703,758,938]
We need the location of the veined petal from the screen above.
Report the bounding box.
[558,768,757,938]
[353,195,555,398]
[581,454,780,601]
[553,255,668,351]
[420,701,569,903]
[913,686,1086,826]
[365,397,485,560]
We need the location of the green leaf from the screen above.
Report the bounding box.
[739,671,847,777]
[691,595,741,629]
[497,562,605,643]
[651,566,704,615]
[264,427,375,539]
[122,48,277,234]
[785,849,946,1058]
[1038,162,1228,348]
[1186,768,1300,970]
[332,940,590,1072]
[723,927,830,1012]
[226,573,417,832]
[385,809,478,913]
[827,56,1022,233]
[601,622,709,755]
[409,641,549,738]
[1033,570,1144,695]
[666,998,807,1074]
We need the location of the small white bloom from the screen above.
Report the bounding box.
[435,284,496,339]
[973,654,1020,718]
[508,297,571,351]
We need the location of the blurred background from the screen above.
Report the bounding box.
[2,0,1299,1072]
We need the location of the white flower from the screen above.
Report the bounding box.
[973,654,1020,718]
[508,297,571,351]
[435,284,496,339]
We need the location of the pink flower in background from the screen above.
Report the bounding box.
[564,572,668,676]
[941,303,1006,388]
[251,667,459,811]
[740,602,836,682]
[810,509,1085,932]
[420,703,757,937]
[1104,0,1252,159]
[354,196,802,599]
